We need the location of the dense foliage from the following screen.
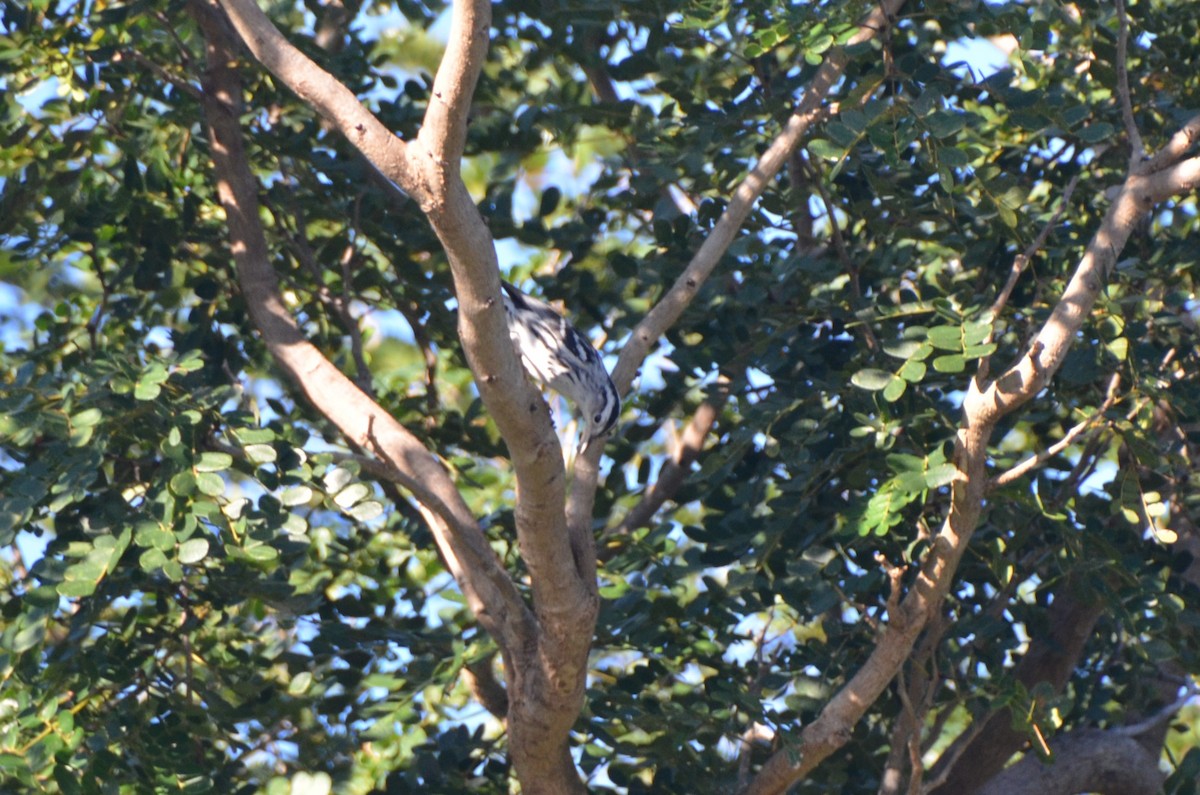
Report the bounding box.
[2,0,1199,792]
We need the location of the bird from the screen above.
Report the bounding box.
[499,280,620,451]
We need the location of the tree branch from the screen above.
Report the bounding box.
[607,398,722,542]
[988,372,1120,490]
[216,0,597,658]
[975,729,1165,795]
[211,2,600,788]
[570,0,909,560]
[190,0,535,665]
[741,93,1200,795]
[1142,112,1200,174]
[215,0,415,196]
[609,0,905,396]
[926,584,1104,795]
[1114,0,1145,163]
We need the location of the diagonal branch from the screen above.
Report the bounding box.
[569,0,908,541]
[1142,113,1200,174]
[209,4,599,787]
[988,372,1120,490]
[189,0,535,662]
[742,104,1200,795]
[608,0,904,397]
[607,398,723,542]
[216,0,415,196]
[215,0,592,624]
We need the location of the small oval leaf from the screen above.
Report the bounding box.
[178,537,210,564]
[851,368,895,391]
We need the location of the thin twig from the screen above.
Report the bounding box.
[1114,0,1145,162]
[978,173,1080,381]
[800,154,879,352]
[605,396,724,542]
[396,299,441,427]
[989,372,1120,490]
[736,611,777,789]
[117,49,203,99]
[273,205,374,392]
[988,173,1082,322]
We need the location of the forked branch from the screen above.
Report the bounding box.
[742,101,1200,795]
[190,0,535,663]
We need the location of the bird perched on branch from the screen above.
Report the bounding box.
[500,281,620,451]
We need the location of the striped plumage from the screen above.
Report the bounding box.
[500,281,620,449]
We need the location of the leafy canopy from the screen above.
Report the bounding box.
[2,0,1200,792]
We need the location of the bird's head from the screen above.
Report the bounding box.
[580,378,621,450]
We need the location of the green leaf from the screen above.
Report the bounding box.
[927,326,962,351]
[244,545,279,563]
[244,443,277,464]
[895,470,927,494]
[195,471,225,497]
[57,579,98,598]
[932,354,966,373]
[162,560,184,582]
[178,537,210,564]
[139,548,168,571]
[0,753,27,770]
[71,408,103,427]
[962,320,992,346]
[962,342,997,359]
[281,514,309,536]
[887,454,925,472]
[924,463,958,489]
[850,368,895,391]
[323,467,353,492]
[281,485,314,507]
[883,340,924,360]
[135,521,175,551]
[170,471,197,496]
[68,423,95,447]
[925,111,966,138]
[334,483,370,508]
[807,138,845,162]
[939,146,970,168]
[996,203,1018,229]
[882,376,907,402]
[1077,122,1115,143]
[232,427,275,444]
[898,359,927,383]
[349,501,384,522]
[195,452,233,472]
[808,32,834,53]
[288,671,313,696]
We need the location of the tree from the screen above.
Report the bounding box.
[2,0,1199,792]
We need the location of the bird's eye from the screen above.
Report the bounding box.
[594,414,602,423]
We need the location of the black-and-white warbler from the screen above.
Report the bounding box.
[500,281,620,449]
